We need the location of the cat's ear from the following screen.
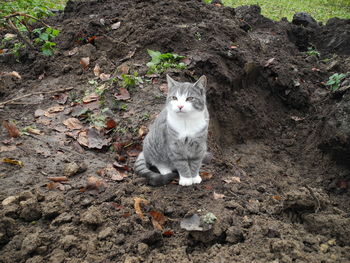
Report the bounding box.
[166,74,178,90]
[194,75,207,94]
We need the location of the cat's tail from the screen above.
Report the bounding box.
[134,152,177,186]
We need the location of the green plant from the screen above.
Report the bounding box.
[146,49,187,74]
[121,72,143,88]
[326,73,348,91]
[32,27,60,56]
[305,47,320,57]
[141,113,151,121]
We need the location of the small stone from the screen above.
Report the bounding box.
[226,226,244,244]
[59,235,77,250]
[42,200,66,219]
[64,162,79,177]
[140,230,162,245]
[266,227,280,238]
[124,256,140,263]
[241,216,253,228]
[327,239,336,246]
[21,232,41,255]
[81,206,104,226]
[98,227,113,240]
[51,212,73,226]
[20,199,42,221]
[2,196,19,206]
[320,243,329,253]
[137,242,148,255]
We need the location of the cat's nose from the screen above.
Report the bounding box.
[177,105,184,110]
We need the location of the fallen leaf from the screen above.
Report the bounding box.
[311,67,320,72]
[162,230,174,237]
[113,161,131,171]
[223,176,241,184]
[77,130,89,147]
[2,120,20,138]
[36,117,51,126]
[2,158,23,167]
[63,118,83,130]
[87,36,97,44]
[46,105,65,115]
[99,73,110,81]
[64,47,78,56]
[159,83,168,93]
[115,88,130,101]
[97,164,126,181]
[149,210,166,230]
[93,64,101,76]
[105,118,117,129]
[264,58,275,67]
[86,176,108,192]
[200,171,213,180]
[138,125,147,137]
[27,127,42,135]
[47,182,65,191]
[48,176,69,182]
[80,57,90,69]
[111,21,121,30]
[6,71,22,79]
[82,92,99,103]
[55,93,68,104]
[272,195,282,201]
[134,197,150,220]
[117,64,130,74]
[213,192,225,199]
[181,57,192,65]
[87,128,111,149]
[230,45,238,49]
[0,145,17,152]
[34,109,46,118]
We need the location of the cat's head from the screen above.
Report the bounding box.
[166,75,207,116]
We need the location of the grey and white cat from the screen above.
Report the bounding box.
[134,75,209,186]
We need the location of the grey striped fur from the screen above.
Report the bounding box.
[134,75,209,186]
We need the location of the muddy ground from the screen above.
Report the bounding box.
[1,0,350,262]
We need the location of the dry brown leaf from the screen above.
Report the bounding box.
[159,83,168,93]
[111,21,121,30]
[0,145,17,153]
[105,118,117,129]
[99,73,111,81]
[86,176,107,192]
[93,64,101,76]
[36,116,51,126]
[162,230,174,237]
[7,71,22,79]
[80,57,90,69]
[64,47,78,56]
[48,176,69,182]
[2,120,20,138]
[2,158,23,167]
[77,130,89,147]
[138,125,147,137]
[200,171,213,180]
[115,88,130,101]
[27,127,42,135]
[46,106,65,116]
[47,182,65,191]
[134,197,150,220]
[213,192,225,199]
[149,210,166,230]
[223,176,241,184]
[117,64,130,74]
[82,93,99,103]
[264,57,275,67]
[97,164,126,181]
[272,195,282,201]
[63,118,83,130]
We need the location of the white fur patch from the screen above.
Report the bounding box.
[179,176,194,186]
[192,174,202,184]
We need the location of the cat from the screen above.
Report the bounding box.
[134,74,209,186]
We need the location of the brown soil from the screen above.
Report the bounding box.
[1,1,350,263]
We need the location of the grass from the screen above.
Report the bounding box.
[217,0,350,22]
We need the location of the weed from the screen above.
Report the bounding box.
[141,113,151,121]
[146,49,187,74]
[121,72,143,89]
[32,27,60,56]
[305,47,320,57]
[195,32,202,40]
[326,73,348,91]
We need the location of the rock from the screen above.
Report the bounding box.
[320,243,329,253]
[2,195,19,206]
[51,212,74,226]
[19,199,42,221]
[21,232,41,255]
[48,248,66,263]
[265,227,280,238]
[226,226,244,244]
[137,243,148,255]
[25,255,44,263]
[241,216,253,228]
[139,230,162,246]
[2,204,20,219]
[124,256,140,263]
[292,12,318,28]
[64,162,86,177]
[0,217,16,246]
[59,235,77,250]
[81,206,104,226]
[41,199,66,219]
[98,227,113,240]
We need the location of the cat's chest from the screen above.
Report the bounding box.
[167,115,207,139]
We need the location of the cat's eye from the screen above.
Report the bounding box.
[186,97,194,101]
[171,96,178,100]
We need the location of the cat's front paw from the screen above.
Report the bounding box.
[192,174,202,184]
[179,176,193,186]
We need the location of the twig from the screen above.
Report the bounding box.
[0,87,74,107]
[5,12,50,27]
[5,19,36,50]
[305,185,321,213]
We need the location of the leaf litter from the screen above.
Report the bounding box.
[2,120,20,138]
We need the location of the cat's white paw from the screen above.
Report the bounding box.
[179,176,193,186]
[192,174,202,184]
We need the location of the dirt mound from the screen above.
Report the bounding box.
[1,0,350,262]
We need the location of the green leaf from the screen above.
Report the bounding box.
[42,48,53,56]
[39,33,49,41]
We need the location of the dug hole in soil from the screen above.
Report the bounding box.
[1,0,350,262]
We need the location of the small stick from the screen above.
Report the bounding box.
[5,19,36,50]
[0,87,74,107]
[5,12,50,27]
